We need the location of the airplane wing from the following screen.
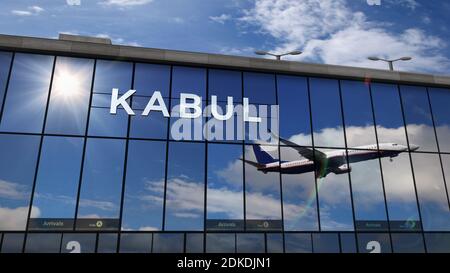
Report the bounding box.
[269,130,327,161]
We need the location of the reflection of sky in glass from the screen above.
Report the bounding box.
[45,57,93,135]
[371,83,408,147]
[341,80,377,147]
[172,66,206,98]
[243,72,276,104]
[349,155,387,221]
[244,145,281,220]
[122,140,166,231]
[130,97,168,139]
[0,52,12,114]
[209,69,242,102]
[32,136,83,219]
[278,75,311,146]
[77,138,125,219]
[165,142,205,230]
[400,85,438,152]
[428,88,450,153]
[207,143,243,220]
[134,63,170,97]
[281,146,318,231]
[309,78,345,148]
[0,134,40,230]
[380,153,420,221]
[93,60,132,94]
[316,149,354,231]
[0,53,53,133]
[411,153,450,231]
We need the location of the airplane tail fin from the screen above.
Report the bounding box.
[252,144,277,164]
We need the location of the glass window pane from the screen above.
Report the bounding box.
[371,83,408,147]
[312,233,340,253]
[206,233,235,253]
[244,144,282,231]
[424,233,450,253]
[134,63,170,97]
[280,146,318,231]
[1,233,24,253]
[400,86,438,152]
[93,60,132,94]
[236,233,265,253]
[165,142,205,231]
[411,153,450,231]
[357,233,391,253]
[284,233,312,253]
[309,78,345,148]
[76,138,125,230]
[119,233,152,253]
[97,233,117,253]
[391,233,424,253]
[88,108,128,137]
[0,53,53,133]
[207,143,244,231]
[0,134,40,231]
[341,80,377,147]
[61,233,96,253]
[122,140,166,231]
[30,136,84,230]
[266,233,283,253]
[171,66,206,98]
[45,57,94,135]
[429,88,450,152]
[169,99,205,141]
[25,233,61,253]
[349,150,388,231]
[277,75,311,146]
[186,233,204,253]
[0,52,13,114]
[129,97,169,139]
[152,233,184,253]
[243,72,276,104]
[208,69,241,102]
[340,233,357,253]
[317,148,354,231]
[380,153,421,231]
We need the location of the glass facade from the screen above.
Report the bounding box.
[0,51,449,253]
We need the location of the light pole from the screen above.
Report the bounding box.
[254,50,302,60]
[367,56,412,71]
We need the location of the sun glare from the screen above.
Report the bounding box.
[54,69,82,98]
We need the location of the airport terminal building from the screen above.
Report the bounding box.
[0,34,450,253]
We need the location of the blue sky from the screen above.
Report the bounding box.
[1,1,450,73]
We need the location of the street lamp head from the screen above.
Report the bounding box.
[400,56,412,61]
[288,50,302,56]
[254,50,268,56]
[368,56,381,61]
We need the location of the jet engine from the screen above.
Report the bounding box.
[331,164,352,174]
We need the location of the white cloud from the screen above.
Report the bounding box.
[100,0,153,6]
[95,33,141,46]
[67,0,81,6]
[239,0,449,73]
[210,14,232,24]
[387,0,419,10]
[79,199,116,211]
[11,6,44,16]
[0,206,40,230]
[0,180,29,200]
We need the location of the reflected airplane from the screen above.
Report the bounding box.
[242,134,419,178]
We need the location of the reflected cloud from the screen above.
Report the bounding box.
[0,206,40,230]
[0,180,29,200]
[78,199,116,212]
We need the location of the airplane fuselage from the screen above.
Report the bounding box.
[257,143,414,176]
